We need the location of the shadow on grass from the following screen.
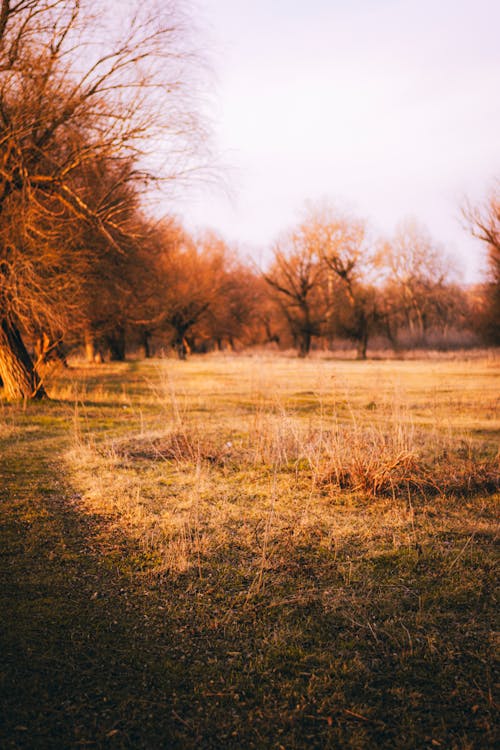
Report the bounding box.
[0,440,196,748]
[0,432,498,749]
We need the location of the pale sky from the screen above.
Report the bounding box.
[180,0,500,280]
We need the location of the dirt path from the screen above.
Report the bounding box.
[0,427,195,749]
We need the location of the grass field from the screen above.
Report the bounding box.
[1,352,499,748]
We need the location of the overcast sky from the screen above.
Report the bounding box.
[180,0,499,280]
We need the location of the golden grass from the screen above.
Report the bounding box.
[3,352,497,747]
[62,353,499,578]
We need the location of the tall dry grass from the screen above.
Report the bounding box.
[64,355,499,579]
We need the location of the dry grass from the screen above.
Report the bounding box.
[63,354,499,580]
[2,352,499,748]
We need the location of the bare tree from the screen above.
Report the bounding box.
[201,251,263,351]
[264,226,326,357]
[0,0,209,399]
[463,185,500,344]
[295,207,378,359]
[380,219,457,345]
[139,227,232,359]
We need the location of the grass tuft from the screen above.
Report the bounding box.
[320,425,500,498]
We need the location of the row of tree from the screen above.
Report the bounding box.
[0,2,498,402]
[0,0,208,399]
[59,196,494,366]
[264,210,470,359]
[17,205,497,368]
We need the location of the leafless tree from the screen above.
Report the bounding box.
[293,207,378,359]
[200,249,263,352]
[160,231,239,359]
[463,185,500,343]
[380,219,457,345]
[0,0,210,399]
[263,226,326,357]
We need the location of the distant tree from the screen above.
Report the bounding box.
[263,227,326,356]
[380,219,458,346]
[146,229,232,359]
[298,207,378,359]
[127,219,187,359]
[255,282,286,347]
[203,257,264,351]
[463,186,500,344]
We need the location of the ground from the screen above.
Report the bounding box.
[0,352,498,748]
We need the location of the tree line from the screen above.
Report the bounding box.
[0,1,498,402]
[0,0,208,399]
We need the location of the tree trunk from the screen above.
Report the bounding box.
[142,330,152,359]
[298,330,311,357]
[106,325,126,361]
[174,335,190,360]
[356,330,368,360]
[84,328,96,363]
[84,328,105,363]
[0,319,47,400]
[384,320,401,353]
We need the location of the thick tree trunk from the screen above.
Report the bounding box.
[0,319,47,400]
[106,325,126,361]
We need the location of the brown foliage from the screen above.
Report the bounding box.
[0,0,209,397]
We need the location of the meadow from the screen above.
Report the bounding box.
[1,352,498,748]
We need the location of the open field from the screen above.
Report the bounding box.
[1,353,499,748]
